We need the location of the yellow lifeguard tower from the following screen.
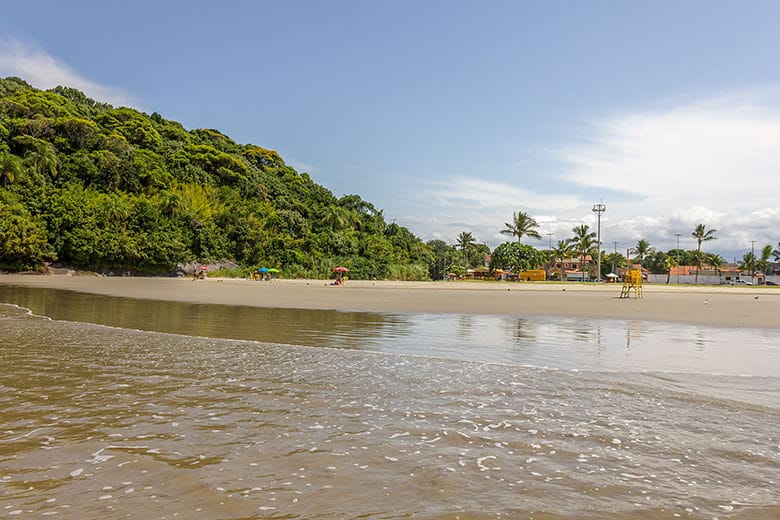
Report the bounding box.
[619,269,643,299]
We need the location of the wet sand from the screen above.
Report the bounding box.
[2,273,778,328]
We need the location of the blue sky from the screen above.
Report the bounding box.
[2,1,780,261]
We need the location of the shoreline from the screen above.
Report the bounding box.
[1,273,779,329]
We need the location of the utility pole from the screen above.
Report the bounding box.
[592,202,606,282]
[751,240,756,285]
[612,241,619,275]
[675,233,681,284]
[547,232,554,280]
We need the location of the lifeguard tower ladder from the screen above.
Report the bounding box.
[619,269,643,299]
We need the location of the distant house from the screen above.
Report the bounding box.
[551,256,593,280]
[718,263,764,285]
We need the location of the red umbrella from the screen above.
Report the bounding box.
[198,265,209,271]
[332,266,349,272]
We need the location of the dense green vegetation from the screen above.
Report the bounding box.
[0,77,432,278]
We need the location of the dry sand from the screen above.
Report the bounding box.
[2,273,779,329]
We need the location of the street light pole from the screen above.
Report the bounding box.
[592,202,606,282]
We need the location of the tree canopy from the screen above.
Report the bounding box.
[489,242,544,273]
[500,211,541,243]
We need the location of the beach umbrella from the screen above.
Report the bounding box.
[268,268,279,273]
[258,267,269,273]
[332,266,349,272]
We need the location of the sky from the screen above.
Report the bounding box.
[2,0,780,262]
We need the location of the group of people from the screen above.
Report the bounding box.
[248,270,273,282]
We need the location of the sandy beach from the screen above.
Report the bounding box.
[2,273,778,329]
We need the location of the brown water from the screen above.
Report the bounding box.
[0,287,778,519]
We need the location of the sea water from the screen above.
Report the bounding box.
[0,286,778,519]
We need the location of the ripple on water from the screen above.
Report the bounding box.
[0,299,778,519]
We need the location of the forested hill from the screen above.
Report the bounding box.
[0,77,432,279]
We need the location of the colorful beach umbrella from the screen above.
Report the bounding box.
[258,267,269,273]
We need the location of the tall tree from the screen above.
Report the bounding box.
[426,239,456,280]
[490,242,544,274]
[757,244,773,283]
[707,253,724,270]
[456,231,475,268]
[739,251,757,278]
[571,224,596,277]
[500,211,541,243]
[664,255,678,284]
[692,224,717,284]
[632,238,654,265]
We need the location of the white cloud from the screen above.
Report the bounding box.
[0,39,136,107]
[554,91,780,257]
[560,93,780,208]
[407,90,780,258]
[434,177,584,212]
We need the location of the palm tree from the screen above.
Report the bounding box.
[457,231,475,268]
[571,224,597,278]
[707,253,724,270]
[739,251,757,277]
[551,239,574,281]
[632,239,654,266]
[773,242,780,263]
[0,150,23,187]
[501,211,541,243]
[757,244,773,283]
[25,143,58,179]
[664,255,679,284]
[692,224,717,284]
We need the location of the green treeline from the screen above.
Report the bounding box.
[0,77,432,279]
